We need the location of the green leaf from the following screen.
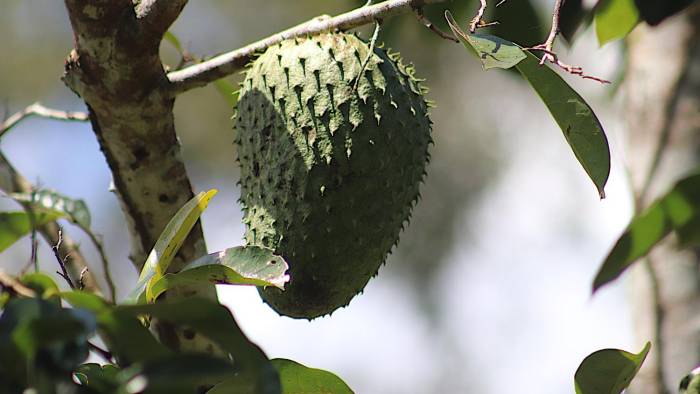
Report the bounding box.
[0,298,96,384]
[575,342,650,394]
[559,0,587,44]
[118,354,236,394]
[116,298,280,393]
[680,367,700,394]
[126,189,217,304]
[0,211,62,252]
[593,171,700,291]
[214,78,240,107]
[164,31,184,54]
[444,11,610,197]
[445,12,526,70]
[594,0,639,46]
[514,51,611,197]
[20,273,60,304]
[148,246,289,303]
[271,359,353,394]
[62,291,171,364]
[74,363,121,392]
[11,189,91,229]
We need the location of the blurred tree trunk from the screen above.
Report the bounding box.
[625,8,700,394]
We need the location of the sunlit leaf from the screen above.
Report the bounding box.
[574,342,650,394]
[126,189,217,304]
[593,171,700,291]
[515,51,610,198]
[272,358,353,394]
[594,0,639,46]
[680,366,700,394]
[0,211,62,252]
[11,189,91,229]
[445,12,526,70]
[148,246,289,302]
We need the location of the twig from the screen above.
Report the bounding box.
[167,0,448,94]
[0,270,36,298]
[52,230,76,290]
[413,7,458,42]
[525,0,610,84]
[80,227,117,302]
[0,102,88,139]
[354,20,383,92]
[469,0,489,32]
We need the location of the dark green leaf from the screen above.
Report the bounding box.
[594,0,639,46]
[515,51,611,197]
[0,211,62,252]
[445,12,526,70]
[11,189,91,229]
[559,0,587,43]
[0,298,95,384]
[74,363,121,392]
[126,189,217,304]
[118,354,235,394]
[575,342,650,394]
[593,171,700,291]
[116,298,280,393]
[62,291,171,364]
[633,0,696,25]
[149,246,289,302]
[488,0,546,48]
[271,359,353,394]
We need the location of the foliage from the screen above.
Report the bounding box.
[1,0,699,392]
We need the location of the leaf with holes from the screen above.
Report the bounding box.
[575,342,650,394]
[11,189,91,229]
[126,189,217,304]
[445,11,526,70]
[148,246,289,303]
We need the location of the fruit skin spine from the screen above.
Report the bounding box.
[234,32,432,319]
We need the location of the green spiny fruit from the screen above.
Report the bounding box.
[233,32,432,319]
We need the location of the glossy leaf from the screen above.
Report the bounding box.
[126,189,217,304]
[593,171,700,291]
[515,51,610,197]
[445,11,526,70]
[116,298,280,393]
[0,211,62,252]
[271,358,353,394]
[11,189,91,229]
[634,0,696,25]
[595,0,639,46]
[148,246,289,302]
[575,342,650,394]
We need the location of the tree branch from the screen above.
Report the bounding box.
[135,0,189,40]
[0,102,88,140]
[166,0,448,94]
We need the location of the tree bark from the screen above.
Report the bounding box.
[625,7,700,394]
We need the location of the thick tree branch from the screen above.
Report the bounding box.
[167,0,448,94]
[135,0,189,41]
[0,151,103,296]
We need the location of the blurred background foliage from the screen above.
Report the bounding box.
[0,1,632,393]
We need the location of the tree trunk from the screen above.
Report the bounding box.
[625,8,700,394]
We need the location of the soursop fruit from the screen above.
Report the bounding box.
[234,32,432,319]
